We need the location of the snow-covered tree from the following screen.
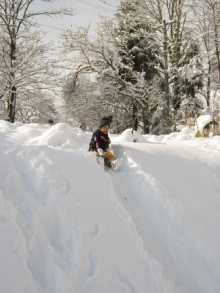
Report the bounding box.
[193,0,220,104]
[115,0,161,133]
[170,39,204,116]
[135,0,205,132]
[61,20,145,132]
[61,74,106,130]
[16,89,58,124]
[61,7,163,134]
[116,0,159,82]
[203,0,220,85]
[60,0,209,134]
[0,0,74,123]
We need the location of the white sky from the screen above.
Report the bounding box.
[31,0,121,44]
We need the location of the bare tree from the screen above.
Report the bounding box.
[61,21,141,129]
[0,0,74,123]
[195,0,220,85]
[137,0,202,130]
[193,0,212,105]
[191,0,220,136]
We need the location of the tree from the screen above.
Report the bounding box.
[61,0,207,134]
[61,74,106,130]
[193,0,220,106]
[61,19,148,132]
[204,0,220,84]
[0,0,73,123]
[62,3,163,133]
[170,38,204,114]
[115,0,161,133]
[16,90,58,123]
[136,0,204,131]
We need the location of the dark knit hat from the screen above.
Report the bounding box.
[99,115,113,128]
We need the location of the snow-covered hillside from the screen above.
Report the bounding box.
[0,120,220,293]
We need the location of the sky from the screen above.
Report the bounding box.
[31,0,121,44]
[0,116,220,293]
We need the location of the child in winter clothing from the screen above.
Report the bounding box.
[89,115,116,168]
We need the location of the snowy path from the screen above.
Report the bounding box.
[0,122,220,293]
[110,142,220,293]
[0,123,161,293]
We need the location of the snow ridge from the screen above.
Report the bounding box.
[110,143,220,293]
[0,121,220,293]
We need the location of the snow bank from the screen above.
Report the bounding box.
[204,135,220,151]
[0,122,158,293]
[116,128,147,143]
[34,123,85,149]
[196,114,213,133]
[0,120,220,293]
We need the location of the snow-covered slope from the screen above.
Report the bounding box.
[0,121,220,293]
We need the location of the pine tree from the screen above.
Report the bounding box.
[170,39,204,115]
[115,0,161,133]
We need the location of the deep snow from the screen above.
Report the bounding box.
[0,120,220,293]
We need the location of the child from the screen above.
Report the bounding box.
[89,116,121,170]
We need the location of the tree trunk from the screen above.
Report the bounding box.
[213,7,220,84]
[163,20,171,134]
[142,111,149,134]
[207,58,211,107]
[7,86,16,123]
[7,27,17,123]
[132,103,138,131]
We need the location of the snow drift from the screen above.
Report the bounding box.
[0,120,220,293]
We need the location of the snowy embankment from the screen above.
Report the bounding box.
[0,121,220,293]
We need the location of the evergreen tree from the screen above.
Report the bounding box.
[115,0,161,133]
[170,39,204,115]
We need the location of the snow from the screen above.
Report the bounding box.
[196,114,213,133]
[117,128,147,143]
[0,120,220,293]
